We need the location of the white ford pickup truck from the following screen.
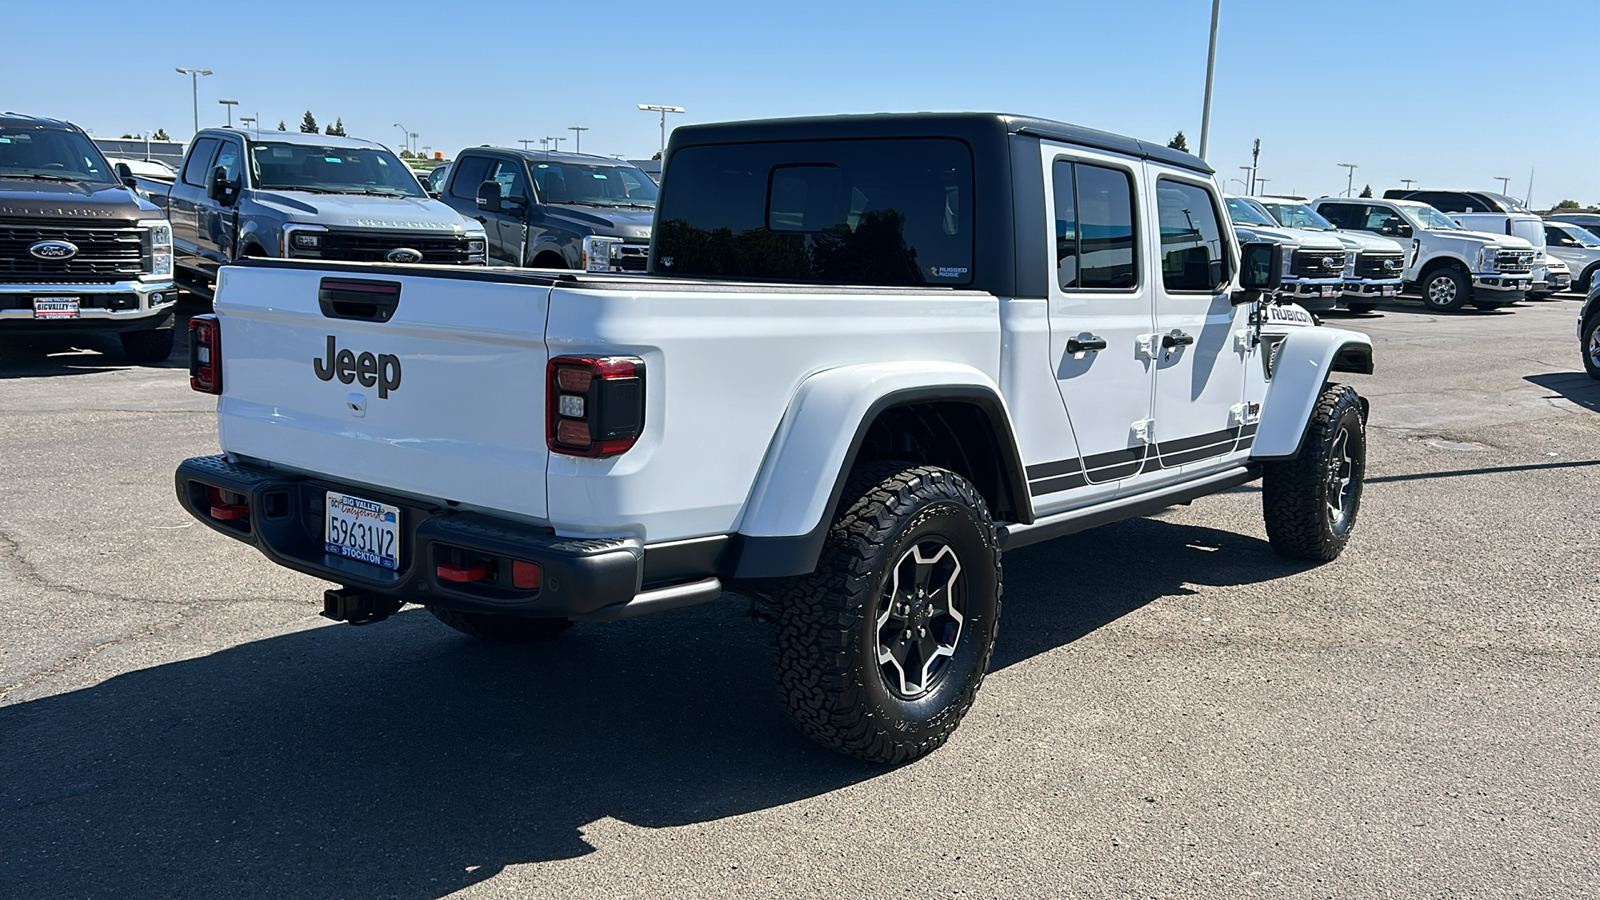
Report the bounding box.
[176,114,1374,763]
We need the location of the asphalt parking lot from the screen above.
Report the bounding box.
[1,295,1596,899]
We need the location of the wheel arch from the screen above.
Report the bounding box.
[1251,327,1374,461]
[733,364,1032,579]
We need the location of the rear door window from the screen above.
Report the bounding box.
[654,138,974,286]
[447,155,492,200]
[1051,159,1137,290]
[181,137,220,187]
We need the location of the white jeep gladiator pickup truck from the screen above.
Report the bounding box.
[175,114,1374,763]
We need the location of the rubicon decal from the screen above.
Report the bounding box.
[313,335,402,398]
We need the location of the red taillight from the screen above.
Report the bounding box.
[189,314,221,394]
[437,562,490,583]
[547,355,645,458]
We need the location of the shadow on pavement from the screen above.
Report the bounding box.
[1525,371,1600,414]
[0,517,1306,898]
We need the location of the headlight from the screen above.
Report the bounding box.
[1343,252,1358,277]
[138,219,172,279]
[467,239,486,253]
[582,235,623,273]
[292,232,322,249]
[1477,246,1500,272]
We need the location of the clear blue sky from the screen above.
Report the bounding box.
[5,0,1595,206]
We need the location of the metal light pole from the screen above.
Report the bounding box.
[1198,0,1221,161]
[409,132,419,155]
[175,68,213,137]
[638,104,685,159]
[519,139,536,150]
[1239,165,1255,195]
[569,126,588,154]
[218,99,238,127]
[239,116,256,138]
[1338,162,1358,197]
[1494,175,1511,194]
[1400,178,1416,190]
[1254,177,1270,196]
[392,123,409,154]
[548,136,565,153]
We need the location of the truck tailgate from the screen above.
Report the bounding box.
[213,263,552,520]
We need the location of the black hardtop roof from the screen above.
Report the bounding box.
[667,112,1212,175]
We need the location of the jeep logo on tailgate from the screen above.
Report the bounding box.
[314,335,402,398]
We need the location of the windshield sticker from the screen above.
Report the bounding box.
[270,147,293,157]
[324,157,344,163]
[929,266,969,279]
[0,138,9,143]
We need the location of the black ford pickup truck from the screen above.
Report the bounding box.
[0,112,177,362]
[438,148,656,271]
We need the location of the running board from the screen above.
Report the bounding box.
[997,465,1260,550]
[572,577,723,622]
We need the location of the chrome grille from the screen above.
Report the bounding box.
[0,218,142,283]
[1495,250,1533,274]
[615,242,649,272]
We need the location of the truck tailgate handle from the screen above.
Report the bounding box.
[318,278,401,323]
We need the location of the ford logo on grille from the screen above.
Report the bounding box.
[1383,259,1400,270]
[385,248,423,264]
[29,240,78,260]
[1321,257,1335,269]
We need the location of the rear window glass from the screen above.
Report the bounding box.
[653,138,974,286]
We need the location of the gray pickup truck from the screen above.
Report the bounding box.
[136,129,486,298]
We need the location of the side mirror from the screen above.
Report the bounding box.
[206,166,240,206]
[115,162,136,189]
[475,180,502,214]
[1396,224,1413,239]
[1237,241,1283,299]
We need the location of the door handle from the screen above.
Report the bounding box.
[1161,330,1195,349]
[1066,334,1108,353]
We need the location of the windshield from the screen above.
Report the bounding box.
[1411,205,1461,231]
[530,161,657,207]
[249,141,425,197]
[1224,196,1277,227]
[0,126,115,183]
[1560,224,1600,247]
[1484,192,1531,214]
[1259,201,1335,231]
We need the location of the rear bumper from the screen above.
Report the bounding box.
[174,455,724,621]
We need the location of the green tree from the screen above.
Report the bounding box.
[120,133,135,139]
[299,111,318,134]
[398,149,414,159]
[651,150,662,160]
[277,120,287,131]
[152,128,170,141]
[1167,130,1189,152]
[1359,184,1373,198]
[1554,199,1581,209]
[324,117,347,137]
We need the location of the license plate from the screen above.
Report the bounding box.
[325,492,401,570]
[1320,287,1336,297]
[33,297,79,319]
[1381,286,1397,296]
[1517,281,1530,290]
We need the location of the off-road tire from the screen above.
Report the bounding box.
[1262,384,1366,561]
[769,462,1002,764]
[427,607,573,642]
[1583,315,1600,381]
[1345,302,1377,314]
[1421,266,1470,312]
[119,328,174,363]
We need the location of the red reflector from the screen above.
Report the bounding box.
[512,560,542,590]
[555,419,591,447]
[437,562,490,583]
[555,366,593,393]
